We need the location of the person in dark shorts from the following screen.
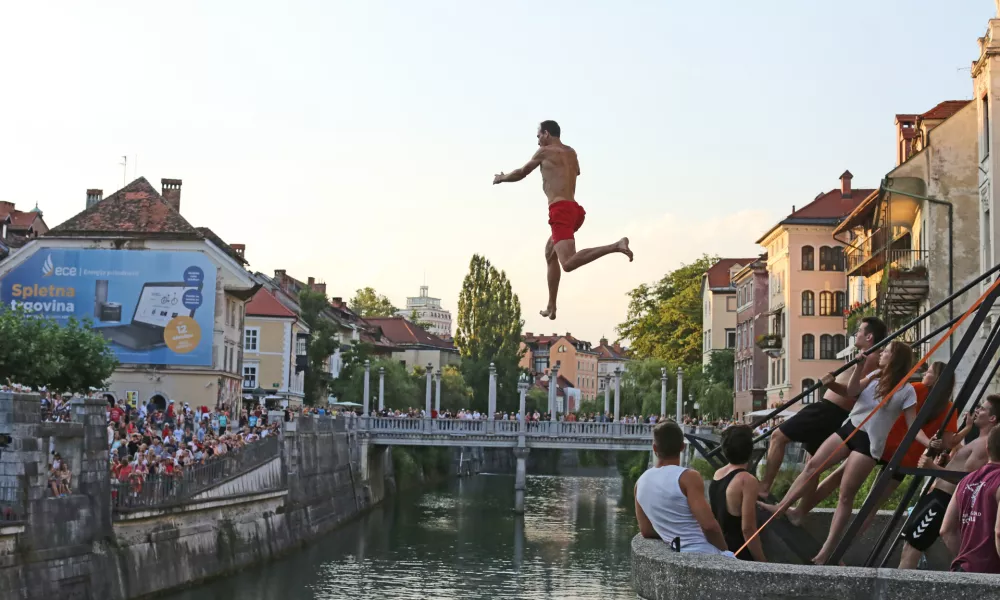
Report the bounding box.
[898,395,1000,569]
[758,316,887,501]
[710,425,767,561]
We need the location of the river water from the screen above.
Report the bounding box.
[164,473,639,600]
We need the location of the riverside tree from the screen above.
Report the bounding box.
[455,254,525,412]
[616,254,717,365]
[299,287,342,405]
[0,308,117,393]
[349,287,398,318]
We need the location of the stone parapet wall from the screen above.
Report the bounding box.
[631,536,1000,600]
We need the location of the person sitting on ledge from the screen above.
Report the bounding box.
[635,421,731,556]
[940,425,1000,573]
[710,425,766,561]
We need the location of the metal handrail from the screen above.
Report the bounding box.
[702,261,1000,461]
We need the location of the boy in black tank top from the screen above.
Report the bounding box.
[711,426,767,561]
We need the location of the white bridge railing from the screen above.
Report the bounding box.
[363,417,654,439]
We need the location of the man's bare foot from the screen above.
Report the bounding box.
[786,507,804,527]
[757,488,771,501]
[810,548,834,565]
[757,501,783,516]
[540,307,557,320]
[617,237,633,262]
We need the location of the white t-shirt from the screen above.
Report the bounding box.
[635,465,722,555]
[848,379,917,458]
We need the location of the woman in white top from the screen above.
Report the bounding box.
[806,341,933,564]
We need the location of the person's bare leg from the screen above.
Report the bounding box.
[782,463,844,526]
[759,428,790,499]
[540,239,560,320]
[898,541,922,569]
[812,452,874,564]
[759,435,850,526]
[555,237,633,273]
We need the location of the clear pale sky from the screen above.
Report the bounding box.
[1,1,994,345]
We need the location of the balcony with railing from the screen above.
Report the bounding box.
[881,249,930,316]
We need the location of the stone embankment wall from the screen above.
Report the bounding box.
[0,392,515,600]
[631,536,1000,600]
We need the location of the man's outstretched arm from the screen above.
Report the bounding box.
[494,149,543,184]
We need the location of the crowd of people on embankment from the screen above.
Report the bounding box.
[635,315,1000,574]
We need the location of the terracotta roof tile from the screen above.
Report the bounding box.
[246,288,297,318]
[364,316,456,350]
[47,177,200,238]
[920,100,971,121]
[706,258,756,289]
[196,227,249,265]
[596,342,627,361]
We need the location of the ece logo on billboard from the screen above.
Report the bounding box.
[41,255,77,278]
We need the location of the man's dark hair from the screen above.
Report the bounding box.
[653,421,684,459]
[540,120,561,138]
[985,395,1000,421]
[860,316,888,345]
[721,425,754,465]
[988,426,1000,462]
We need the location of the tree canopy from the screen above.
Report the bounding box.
[455,254,524,411]
[616,254,717,365]
[299,287,342,404]
[0,308,118,393]
[349,287,398,318]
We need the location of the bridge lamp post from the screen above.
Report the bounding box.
[378,367,385,413]
[549,364,560,424]
[676,367,684,425]
[488,362,497,428]
[517,373,530,435]
[425,363,433,430]
[660,367,667,421]
[613,367,621,430]
[362,360,371,426]
[603,374,611,417]
[435,368,442,416]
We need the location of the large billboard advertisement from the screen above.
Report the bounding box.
[0,249,216,366]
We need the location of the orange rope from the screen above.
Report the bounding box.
[737,277,1000,557]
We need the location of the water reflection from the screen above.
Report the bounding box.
[163,473,638,600]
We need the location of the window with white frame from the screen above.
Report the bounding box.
[243,364,258,389]
[296,336,307,355]
[244,327,259,352]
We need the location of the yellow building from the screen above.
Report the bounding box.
[520,333,598,403]
[701,258,755,365]
[244,288,309,407]
[756,172,871,410]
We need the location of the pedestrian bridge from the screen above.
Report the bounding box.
[361,417,654,451]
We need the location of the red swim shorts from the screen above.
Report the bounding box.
[548,200,586,243]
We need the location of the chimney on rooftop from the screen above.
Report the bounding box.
[161,178,182,212]
[230,243,245,259]
[840,171,853,198]
[86,189,103,209]
[525,332,533,337]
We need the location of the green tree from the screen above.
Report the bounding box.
[299,287,342,405]
[439,365,473,411]
[350,287,398,318]
[704,349,735,388]
[409,309,433,332]
[617,254,717,364]
[525,387,549,414]
[339,357,419,409]
[0,308,117,393]
[455,255,525,412]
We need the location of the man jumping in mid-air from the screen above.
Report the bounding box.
[494,120,632,320]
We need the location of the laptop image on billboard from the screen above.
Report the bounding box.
[99,282,198,351]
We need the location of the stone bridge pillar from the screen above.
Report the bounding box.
[660,368,667,419]
[362,360,371,418]
[513,447,530,514]
[424,362,433,430]
[378,367,385,413]
[603,375,610,416]
[434,369,442,415]
[613,367,622,429]
[487,363,496,432]
[549,364,560,424]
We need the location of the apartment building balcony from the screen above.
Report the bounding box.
[845,227,920,277]
[881,249,930,316]
[755,334,782,358]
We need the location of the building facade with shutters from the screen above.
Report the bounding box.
[701,258,756,366]
[732,255,769,418]
[756,172,870,410]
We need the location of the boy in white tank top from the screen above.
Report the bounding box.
[635,421,730,555]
